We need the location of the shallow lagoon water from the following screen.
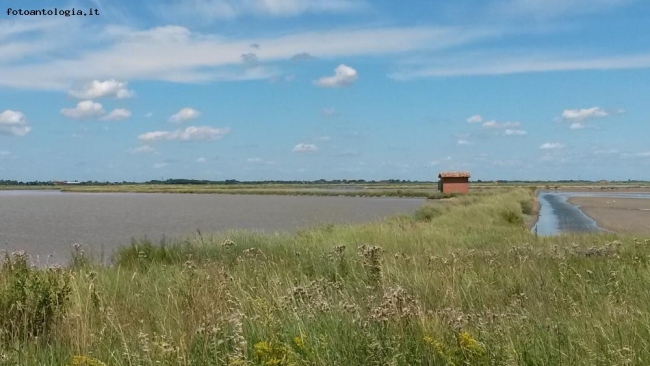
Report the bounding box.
[0,190,424,264]
[533,191,650,236]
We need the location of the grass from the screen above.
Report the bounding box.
[1,188,650,365]
[56,184,459,199]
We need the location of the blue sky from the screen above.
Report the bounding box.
[1,0,649,181]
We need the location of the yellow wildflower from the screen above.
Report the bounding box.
[69,356,107,366]
[457,331,484,354]
[293,335,306,349]
[254,341,272,358]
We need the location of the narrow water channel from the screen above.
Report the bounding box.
[532,191,650,236]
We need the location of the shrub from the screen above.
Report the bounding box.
[520,199,534,215]
[0,252,71,344]
[500,209,523,226]
[414,205,445,221]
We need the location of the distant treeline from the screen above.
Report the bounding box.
[0,178,648,186]
[0,179,428,186]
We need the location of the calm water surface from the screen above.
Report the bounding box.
[533,191,650,236]
[0,191,424,264]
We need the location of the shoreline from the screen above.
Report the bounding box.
[567,196,650,235]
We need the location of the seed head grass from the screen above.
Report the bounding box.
[1,188,649,364]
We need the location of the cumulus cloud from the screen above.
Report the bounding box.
[466,115,483,123]
[0,110,31,136]
[197,157,207,163]
[61,100,105,119]
[570,122,586,130]
[101,108,131,121]
[482,120,520,129]
[315,64,357,88]
[247,157,264,163]
[138,126,230,142]
[127,145,155,154]
[457,139,472,145]
[169,107,201,123]
[540,142,564,150]
[293,143,318,153]
[504,129,527,135]
[561,107,608,122]
[69,79,134,99]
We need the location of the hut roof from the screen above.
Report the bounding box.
[438,171,471,178]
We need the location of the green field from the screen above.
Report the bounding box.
[2,187,650,365]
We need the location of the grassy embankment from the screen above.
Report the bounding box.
[2,188,650,365]
[57,184,460,199]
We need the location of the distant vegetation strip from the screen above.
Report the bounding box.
[58,184,456,199]
[3,187,650,364]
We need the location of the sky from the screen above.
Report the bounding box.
[1,0,649,182]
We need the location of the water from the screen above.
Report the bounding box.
[0,191,424,264]
[532,191,650,236]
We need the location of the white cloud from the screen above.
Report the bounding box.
[504,129,527,135]
[169,107,201,123]
[145,112,153,118]
[540,142,564,150]
[0,110,31,136]
[61,100,105,119]
[466,114,483,123]
[138,126,231,142]
[561,107,608,122]
[1,25,492,90]
[636,152,650,157]
[247,157,264,163]
[197,157,207,163]
[153,162,168,169]
[69,79,134,99]
[101,108,131,121]
[315,64,358,88]
[128,145,155,154]
[390,52,650,79]
[569,122,586,130]
[482,120,520,129]
[315,136,331,141]
[293,143,319,153]
[457,139,472,145]
[168,0,366,20]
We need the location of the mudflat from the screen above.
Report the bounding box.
[567,197,650,235]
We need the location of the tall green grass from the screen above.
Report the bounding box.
[2,188,650,365]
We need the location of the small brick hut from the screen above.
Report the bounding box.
[438,171,470,194]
